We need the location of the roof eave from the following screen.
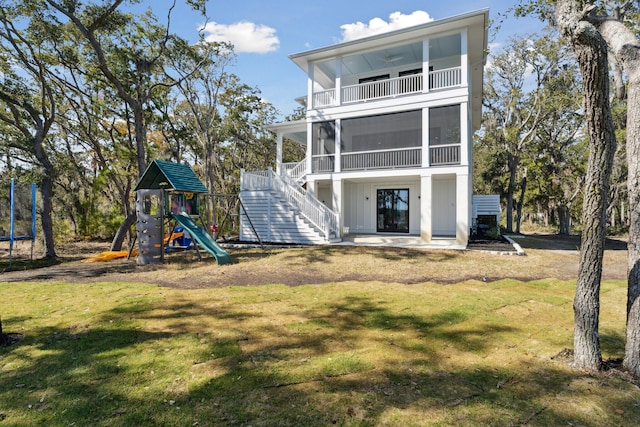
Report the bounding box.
[289,8,489,72]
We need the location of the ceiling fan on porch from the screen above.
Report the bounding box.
[379,54,404,63]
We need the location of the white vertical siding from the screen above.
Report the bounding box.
[343,179,420,235]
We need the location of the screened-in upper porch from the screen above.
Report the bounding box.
[308,34,463,109]
[278,104,467,176]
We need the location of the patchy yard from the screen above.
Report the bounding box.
[0,234,637,426]
[0,234,628,287]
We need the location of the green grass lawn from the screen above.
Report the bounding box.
[1,277,637,426]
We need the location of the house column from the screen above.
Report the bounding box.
[461,28,468,88]
[456,172,470,245]
[420,173,432,242]
[335,58,342,106]
[422,38,430,93]
[335,119,341,173]
[422,108,429,167]
[306,121,313,175]
[307,63,315,109]
[275,131,283,175]
[307,176,317,196]
[332,177,344,237]
[460,102,469,166]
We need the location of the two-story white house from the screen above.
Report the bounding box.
[239,9,489,248]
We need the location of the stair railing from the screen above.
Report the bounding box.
[241,168,339,240]
[282,160,307,184]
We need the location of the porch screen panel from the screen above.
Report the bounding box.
[341,110,421,152]
[429,105,460,146]
[312,121,336,172]
[312,121,336,154]
[429,33,461,67]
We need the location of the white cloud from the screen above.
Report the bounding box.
[201,21,279,54]
[340,11,434,42]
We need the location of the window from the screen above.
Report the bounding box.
[359,74,390,84]
[169,193,199,216]
[142,194,160,215]
[377,189,409,233]
[341,111,421,153]
[429,105,460,146]
[399,68,422,77]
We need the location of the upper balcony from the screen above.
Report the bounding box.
[301,33,465,110]
[312,67,462,108]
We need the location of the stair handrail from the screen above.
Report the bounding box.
[240,169,270,190]
[283,160,307,184]
[273,170,339,240]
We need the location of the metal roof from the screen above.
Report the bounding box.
[134,160,208,193]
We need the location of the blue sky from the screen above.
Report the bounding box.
[144,1,545,119]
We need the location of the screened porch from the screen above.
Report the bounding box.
[310,105,462,173]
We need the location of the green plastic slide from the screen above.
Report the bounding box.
[170,212,232,265]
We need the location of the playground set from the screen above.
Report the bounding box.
[131,160,232,265]
[0,178,37,267]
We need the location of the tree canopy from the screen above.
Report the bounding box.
[0,0,281,253]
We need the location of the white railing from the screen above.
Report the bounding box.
[282,160,307,183]
[309,66,463,108]
[241,168,339,240]
[342,74,423,104]
[341,147,421,171]
[429,67,462,90]
[312,154,335,173]
[313,88,336,108]
[429,144,460,165]
[240,169,270,190]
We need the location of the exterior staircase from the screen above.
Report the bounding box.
[239,163,340,244]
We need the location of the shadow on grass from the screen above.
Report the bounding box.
[1,291,637,426]
[517,234,627,251]
[0,256,65,273]
[278,245,461,265]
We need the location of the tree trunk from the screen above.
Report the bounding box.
[589,12,640,379]
[556,0,617,372]
[626,75,640,374]
[133,107,147,178]
[205,139,216,229]
[516,172,527,234]
[505,153,518,233]
[110,213,137,252]
[31,130,57,259]
[558,205,571,235]
[39,170,57,258]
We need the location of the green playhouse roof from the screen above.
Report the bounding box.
[134,160,208,193]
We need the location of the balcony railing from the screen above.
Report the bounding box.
[341,147,422,171]
[342,74,423,104]
[312,154,335,173]
[428,67,462,90]
[430,144,460,165]
[304,145,460,173]
[311,66,462,108]
[312,89,336,108]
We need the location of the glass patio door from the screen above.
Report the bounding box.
[376,189,409,233]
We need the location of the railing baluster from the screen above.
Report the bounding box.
[313,68,461,107]
[339,147,423,170]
